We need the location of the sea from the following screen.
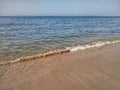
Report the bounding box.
[0,16,120,63]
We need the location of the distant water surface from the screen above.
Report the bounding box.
[0,16,120,62]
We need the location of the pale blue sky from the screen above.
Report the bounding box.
[0,0,120,16]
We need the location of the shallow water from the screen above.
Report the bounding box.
[0,16,120,62]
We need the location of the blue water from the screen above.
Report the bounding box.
[0,16,120,62]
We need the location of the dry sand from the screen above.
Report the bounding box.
[0,43,120,90]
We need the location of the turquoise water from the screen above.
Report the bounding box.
[0,16,120,62]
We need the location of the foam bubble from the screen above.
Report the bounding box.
[68,40,120,52]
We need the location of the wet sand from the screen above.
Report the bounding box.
[0,43,120,90]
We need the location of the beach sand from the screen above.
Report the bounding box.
[0,43,120,90]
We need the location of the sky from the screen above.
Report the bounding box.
[0,0,120,16]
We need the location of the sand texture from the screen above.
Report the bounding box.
[0,43,120,90]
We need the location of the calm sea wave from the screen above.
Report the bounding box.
[0,16,120,62]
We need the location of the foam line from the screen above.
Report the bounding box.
[67,40,120,52]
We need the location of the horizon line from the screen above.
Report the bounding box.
[0,15,120,17]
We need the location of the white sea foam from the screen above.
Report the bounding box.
[67,40,120,52]
[10,58,21,63]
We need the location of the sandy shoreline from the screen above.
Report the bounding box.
[0,43,120,90]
